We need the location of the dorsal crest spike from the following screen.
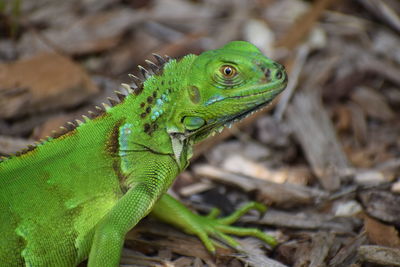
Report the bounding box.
[126,74,144,95]
[93,106,105,116]
[59,126,68,132]
[65,122,76,131]
[102,103,111,111]
[27,144,36,150]
[130,82,138,89]
[87,111,96,119]
[138,65,151,79]
[82,115,90,122]
[165,55,172,62]
[128,73,138,80]
[152,53,166,66]
[115,91,126,101]
[107,97,119,107]
[128,74,143,86]
[75,119,84,126]
[121,83,134,94]
[119,85,129,94]
[145,59,160,74]
[51,130,63,138]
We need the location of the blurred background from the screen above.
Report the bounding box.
[1,0,400,266]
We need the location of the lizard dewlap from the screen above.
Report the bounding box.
[0,41,287,266]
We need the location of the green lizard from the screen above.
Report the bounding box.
[0,41,287,266]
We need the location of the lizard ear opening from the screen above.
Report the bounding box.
[188,86,201,104]
[182,116,205,131]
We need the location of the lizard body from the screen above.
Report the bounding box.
[0,41,287,266]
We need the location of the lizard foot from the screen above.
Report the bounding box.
[183,201,277,253]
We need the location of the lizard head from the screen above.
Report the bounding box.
[168,41,287,143]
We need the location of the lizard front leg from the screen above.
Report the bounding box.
[152,194,277,253]
[87,153,178,267]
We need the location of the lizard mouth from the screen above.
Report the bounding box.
[189,81,286,139]
[223,77,287,124]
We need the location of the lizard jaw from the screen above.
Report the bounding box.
[188,84,285,140]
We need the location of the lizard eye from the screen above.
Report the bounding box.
[220,65,237,78]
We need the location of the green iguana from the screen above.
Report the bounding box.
[0,41,287,266]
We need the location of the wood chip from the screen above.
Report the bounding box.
[348,102,368,145]
[287,90,351,191]
[220,154,312,185]
[357,0,400,34]
[309,231,335,267]
[18,9,146,56]
[329,232,368,267]
[254,209,360,233]
[363,215,400,249]
[0,53,98,119]
[354,170,390,186]
[126,222,225,266]
[333,200,362,217]
[172,256,194,267]
[193,164,327,208]
[178,181,214,197]
[236,238,288,267]
[351,86,395,121]
[391,179,400,193]
[358,190,400,224]
[358,245,400,266]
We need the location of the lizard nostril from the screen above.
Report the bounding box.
[264,68,271,79]
[275,70,283,80]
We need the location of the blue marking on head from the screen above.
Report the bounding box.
[205,95,225,106]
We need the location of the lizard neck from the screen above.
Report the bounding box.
[107,55,197,173]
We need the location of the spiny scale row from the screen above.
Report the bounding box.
[121,53,171,95]
[0,53,172,161]
[46,53,171,138]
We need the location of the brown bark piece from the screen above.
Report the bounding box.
[309,232,335,267]
[364,215,400,249]
[277,232,335,267]
[358,190,400,225]
[351,86,395,121]
[257,209,360,233]
[348,102,368,145]
[119,248,172,266]
[232,238,287,267]
[172,256,194,267]
[358,245,400,266]
[329,233,368,267]
[126,222,222,265]
[193,164,327,208]
[287,91,351,191]
[18,9,143,56]
[357,0,400,34]
[0,53,99,119]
